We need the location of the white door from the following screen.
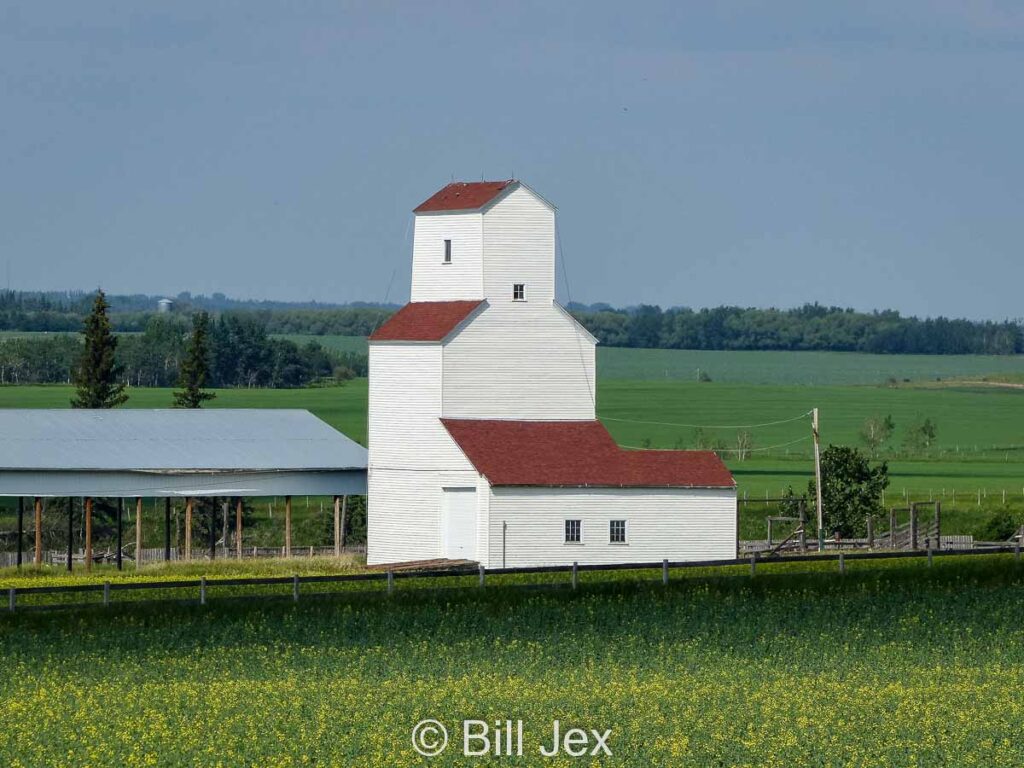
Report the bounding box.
[441,488,477,561]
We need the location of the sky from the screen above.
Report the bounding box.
[2,1,1022,320]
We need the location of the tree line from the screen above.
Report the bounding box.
[0,312,367,387]
[4,289,1022,355]
[568,303,1023,355]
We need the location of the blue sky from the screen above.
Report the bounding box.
[2,1,1022,319]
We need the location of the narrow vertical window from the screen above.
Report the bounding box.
[565,519,582,544]
[443,239,452,264]
[512,283,525,301]
[609,520,627,544]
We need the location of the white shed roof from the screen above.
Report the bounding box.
[0,409,366,471]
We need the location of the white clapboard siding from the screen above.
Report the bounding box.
[367,344,475,564]
[411,212,484,301]
[368,345,473,470]
[441,303,596,420]
[482,185,555,304]
[486,487,737,568]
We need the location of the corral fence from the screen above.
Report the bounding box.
[5,545,1021,614]
[0,545,367,570]
[737,498,1024,556]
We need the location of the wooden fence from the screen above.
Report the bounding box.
[4,545,1020,614]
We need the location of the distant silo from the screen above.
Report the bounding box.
[156,298,174,314]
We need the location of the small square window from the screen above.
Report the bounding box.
[564,519,582,544]
[512,283,525,301]
[443,239,452,264]
[609,520,627,544]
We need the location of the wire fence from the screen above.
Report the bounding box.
[4,545,1021,614]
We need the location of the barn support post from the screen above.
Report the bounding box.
[209,499,216,561]
[662,559,669,586]
[235,497,243,560]
[16,498,24,569]
[84,497,93,572]
[116,498,124,571]
[284,496,292,558]
[135,498,143,569]
[164,498,171,562]
[33,497,42,566]
[184,498,193,561]
[866,515,874,550]
[572,561,578,589]
[221,500,229,557]
[66,497,74,572]
[333,496,341,556]
[340,495,348,548]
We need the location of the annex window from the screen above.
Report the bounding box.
[443,239,452,264]
[564,519,582,544]
[512,283,525,301]
[609,520,627,544]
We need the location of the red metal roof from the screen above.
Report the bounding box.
[369,301,484,342]
[413,180,515,213]
[442,419,735,489]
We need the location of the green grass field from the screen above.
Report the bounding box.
[1,554,1022,766]
[2,377,1022,540]
[267,334,1024,386]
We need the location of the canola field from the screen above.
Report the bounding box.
[1,554,1022,767]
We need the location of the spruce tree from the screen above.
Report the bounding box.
[173,311,216,408]
[71,289,128,409]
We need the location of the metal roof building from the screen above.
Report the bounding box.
[0,409,367,498]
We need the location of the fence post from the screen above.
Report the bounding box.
[387,570,394,595]
[293,574,299,602]
[838,552,845,574]
[200,576,207,606]
[8,588,14,612]
[103,581,110,606]
[478,564,485,588]
[909,505,919,551]
[798,501,807,552]
[889,508,897,548]
[572,561,578,590]
[935,502,942,550]
[662,559,669,586]
[750,553,757,576]
[927,545,933,567]
[866,516,874,549]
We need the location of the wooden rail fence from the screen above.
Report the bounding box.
[4,545,1021,614]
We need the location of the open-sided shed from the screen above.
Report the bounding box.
[0,409,367,569]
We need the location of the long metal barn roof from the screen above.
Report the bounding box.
[0,409,367,498]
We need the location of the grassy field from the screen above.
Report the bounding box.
[265,334,1024,386]
[1,379,1022,540]
[1,554,1022,766]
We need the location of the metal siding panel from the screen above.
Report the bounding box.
[0,470,366,498]
[0,409,366,471]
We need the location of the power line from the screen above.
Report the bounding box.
[621,435,812,454]
[556,222,596,410]
[601,411,812,431]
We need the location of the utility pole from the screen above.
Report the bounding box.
[812,407,824,551]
